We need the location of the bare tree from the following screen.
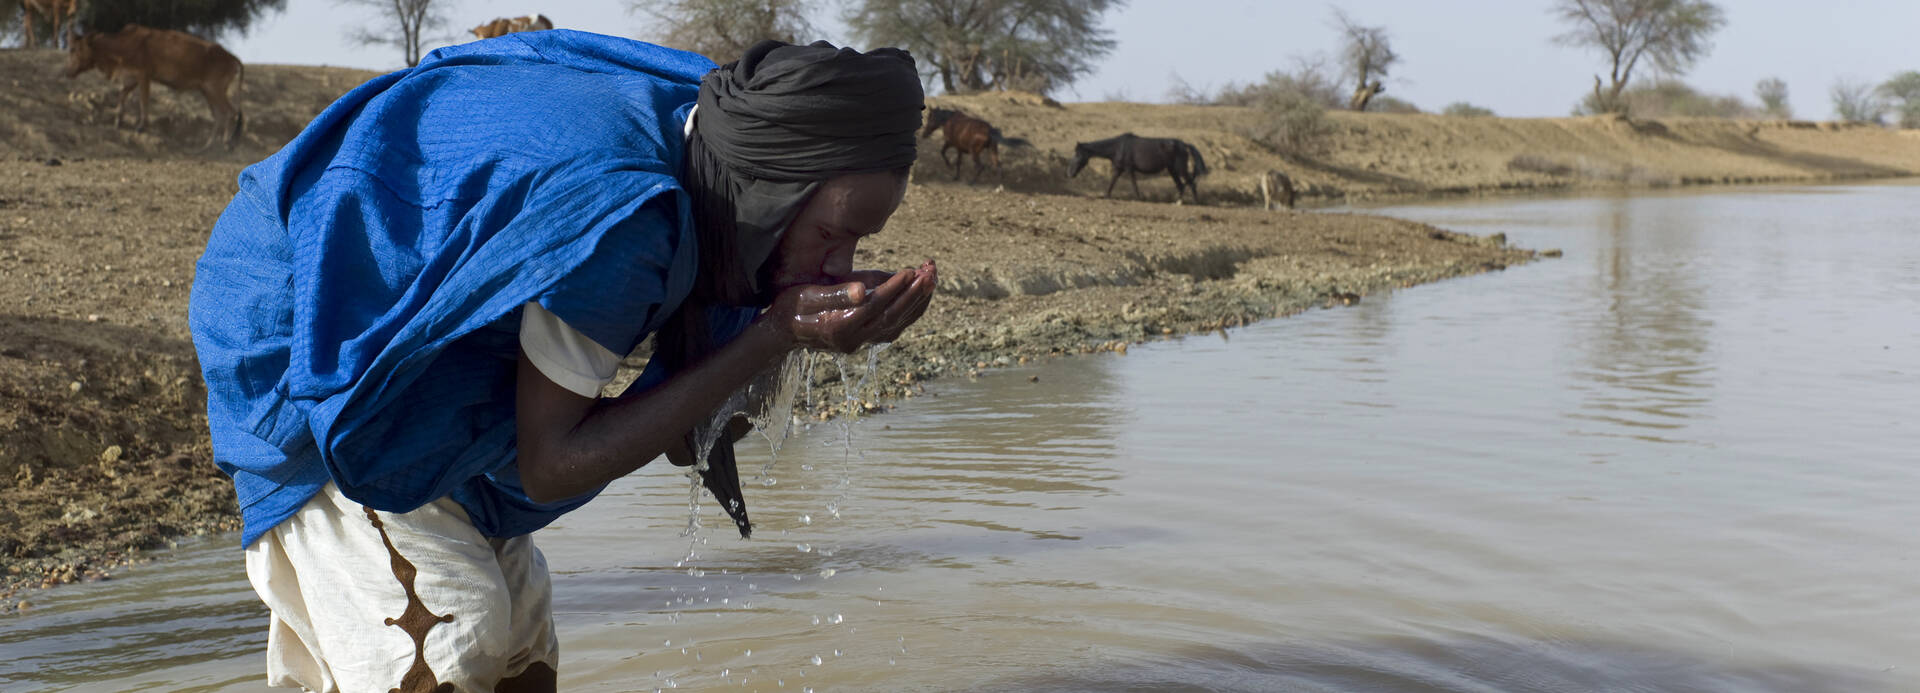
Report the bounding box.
[631,0,816,63]
[845,0,1123,96]
[1330,8,1397,112]
[1552,0,1726,115]
[1830,79,1884,125]
[1754,77,1790,119]
[339,0,445,68]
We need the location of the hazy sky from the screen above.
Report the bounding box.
[223,1,1920,120]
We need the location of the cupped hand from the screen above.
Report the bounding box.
[759,260,938,353]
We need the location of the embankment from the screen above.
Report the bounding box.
[924,92,1920,204]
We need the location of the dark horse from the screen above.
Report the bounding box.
[921,107,1007,182]
[1068,133,1209,203]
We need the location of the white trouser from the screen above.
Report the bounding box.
[244,483,558,692]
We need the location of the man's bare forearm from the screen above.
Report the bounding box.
[518,321,791,502]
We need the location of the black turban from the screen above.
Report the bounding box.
[671,40,921,539]
[689,39,924,301]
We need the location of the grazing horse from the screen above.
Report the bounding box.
[1068,133,1209,204]
[920,108,1003,182]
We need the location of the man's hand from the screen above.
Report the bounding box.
[758,259,937,353]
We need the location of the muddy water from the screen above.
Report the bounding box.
[4,181,1919,692]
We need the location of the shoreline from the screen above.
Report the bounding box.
[0,157,1535,611]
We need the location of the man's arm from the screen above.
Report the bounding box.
[515,319,789,504]
[514,261,936,504]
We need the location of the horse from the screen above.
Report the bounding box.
[921,107,1007,182]
[1068,133,1209,204]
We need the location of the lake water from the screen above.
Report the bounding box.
[3,181,1917,692]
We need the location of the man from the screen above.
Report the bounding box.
[189,31,935,692]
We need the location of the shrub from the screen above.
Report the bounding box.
[1576,80,1754,118]
[1366,96,1421,114]
[1831,79,1886,125]
[1442,102,1495,117]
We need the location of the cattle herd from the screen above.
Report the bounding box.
[20,12,1297,207]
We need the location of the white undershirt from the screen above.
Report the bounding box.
[519,302,622,398]
[516,105,699,398]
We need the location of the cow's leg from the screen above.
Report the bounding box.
[114,78,138,129]
[201,89,231,149]
[135,77,152,133]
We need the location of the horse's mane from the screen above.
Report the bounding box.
[1076,132,1136,154]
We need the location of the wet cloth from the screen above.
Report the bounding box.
[189,31,720,546]
[245,482,556,692]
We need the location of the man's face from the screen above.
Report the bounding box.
[765,170,908,292]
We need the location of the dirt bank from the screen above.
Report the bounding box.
[0,153,1535,610]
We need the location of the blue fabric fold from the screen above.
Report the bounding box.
[189,31,725,545]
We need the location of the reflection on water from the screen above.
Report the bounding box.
[1572,197,1717,443]
[3,181,1917,692]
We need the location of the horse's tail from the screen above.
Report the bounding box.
[1185,142,1210,177]
[991,127,1032,148]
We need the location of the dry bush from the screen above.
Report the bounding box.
[1366,95,1420,114]
[1442,102,1494,117]
[1507,154,1671,185]
[1831,79,1886,125]
[1577,80,1755,118]
[1213,61,1341,156]
[1506,154,1574,177]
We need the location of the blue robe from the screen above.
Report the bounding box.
[189,31,742,546]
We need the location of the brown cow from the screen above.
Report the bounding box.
[469,14,554,40]
[20,0,78,49]
[65,25,245,149]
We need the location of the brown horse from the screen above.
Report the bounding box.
[921,108,1004,182]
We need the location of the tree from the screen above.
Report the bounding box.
[1830,79,1884,125]
[77,0,287,40]
[1551,0,1726,115]
[1876,71,1920,129]
[1331,8,1397,112]
[844,0,1123,96]
[1754,77,1790,119]
[631,0,816,64]
[339,0,445,68]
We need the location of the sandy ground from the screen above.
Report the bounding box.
[5,46,1915,609]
